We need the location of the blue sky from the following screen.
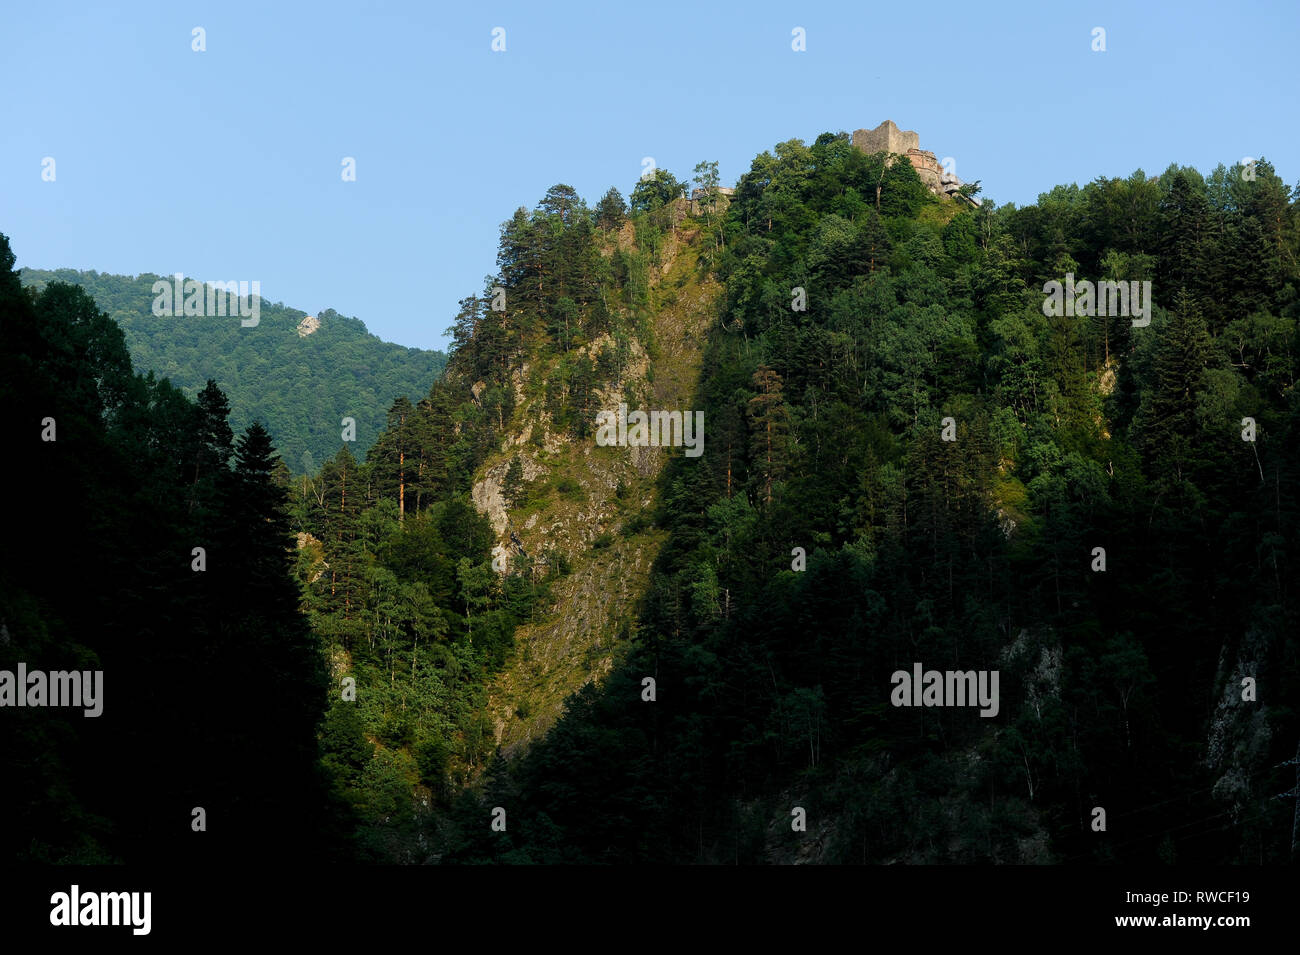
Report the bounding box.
[3,0,1296,351]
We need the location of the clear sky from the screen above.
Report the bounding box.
[3,0,1296,351]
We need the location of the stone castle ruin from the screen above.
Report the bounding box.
[851,120,979,208]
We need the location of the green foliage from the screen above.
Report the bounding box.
[630,167,685,213]
[0,235,341,863]
[11,123,1300,868]
[594,187,628,230]
[503,454,525,507]
[281,177,668,854]
[439,134,1300,866]
[17,269,447,472]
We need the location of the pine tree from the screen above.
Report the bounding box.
[1143,290,1213,484]
[747,366,792,505]
[208,421,329,858]
[372,396,415,521]
[1157,171,1216,308]
[503,454,525,507]
[189,379,234,514]
[595,187,628,231]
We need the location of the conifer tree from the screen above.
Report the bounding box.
[747,366,792,505]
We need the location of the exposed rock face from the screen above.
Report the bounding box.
[471,464,510,537]
[296,314,321,337]
[688,187,735,216]
[294,531,329,583]
[468,198,720,761]
[907,148,944,192]
[1206,627,1274,822]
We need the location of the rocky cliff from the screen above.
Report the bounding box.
[469,200,720,759]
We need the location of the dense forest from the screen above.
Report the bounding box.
[5,130,1298,865]
[444,141,1299,864]
[18,269,446,472]
[0,240,340,862]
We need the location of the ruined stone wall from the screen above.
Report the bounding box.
[851,120,919,156]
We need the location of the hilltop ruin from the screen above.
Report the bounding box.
[852,120,979,208]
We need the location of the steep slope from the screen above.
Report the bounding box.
[292,135,1298,866]
[470,203,721,756]
[437,137,1300,866]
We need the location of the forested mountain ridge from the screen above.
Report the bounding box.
[7,128,1299,867]
[427,140,1300,864]
[280,136,1300,863]
[285,174,730,858]
[18,268,447,473]
[286,134,1300,864]
[1,238,341,864]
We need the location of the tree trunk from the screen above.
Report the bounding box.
[726,442,732,499]
[766,418,772,505]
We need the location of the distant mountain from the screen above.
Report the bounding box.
[18,268,447,472]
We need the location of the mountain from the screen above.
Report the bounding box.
[6,124,1300,868]
[322,134,1300,864]
[17,268,447,473]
